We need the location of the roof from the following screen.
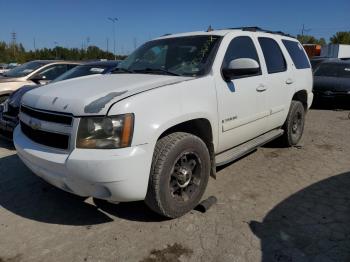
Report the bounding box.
[81,60,120,67]
[157,26,295,40]
[31,60,81,65]
[320,59,350,65]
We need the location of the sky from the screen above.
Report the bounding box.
[0,0,349,54]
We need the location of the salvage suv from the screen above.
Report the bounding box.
[14,27,313,218]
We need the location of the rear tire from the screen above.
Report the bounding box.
[145,132,210,218]
[280,100,305,147]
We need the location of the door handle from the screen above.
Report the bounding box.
[286,78,294,85]
[256,84,267,92]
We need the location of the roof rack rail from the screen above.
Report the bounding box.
[226,26,295,38]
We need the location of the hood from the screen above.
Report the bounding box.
[8,84,39,108]
[22,73,193,116]
[0,76,26,83]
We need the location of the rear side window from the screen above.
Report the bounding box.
[223,36,260,68]
[282,40,310,69]
[258,37,286,74]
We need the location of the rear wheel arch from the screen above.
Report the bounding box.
[292,90,308,111]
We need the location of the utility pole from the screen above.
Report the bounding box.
[86,36,90,50]
[54,41,59,59]
[108,17,118,60]
[133,37,137,50]
[11,31,16,59]
[106,37,109,53]
[301,24,311,37]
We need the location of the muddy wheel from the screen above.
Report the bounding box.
[280,100,305,146]
[145,132,210,218]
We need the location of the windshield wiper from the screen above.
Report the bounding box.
[111,68,135,74]
[134,68,180,76]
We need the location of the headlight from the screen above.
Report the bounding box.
[76,113,134,149]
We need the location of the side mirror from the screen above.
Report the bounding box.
[30,75,47,84]
[222,58,260,81]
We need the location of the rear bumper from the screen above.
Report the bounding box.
[14,126,153,202]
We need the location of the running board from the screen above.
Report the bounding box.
[215,129,284,167]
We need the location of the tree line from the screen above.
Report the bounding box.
[0,41,126,64]
[297,31,350,45]
[1,31,350,63]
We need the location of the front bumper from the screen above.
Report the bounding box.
[14,126,153,202]
[0,113,17,139]
[313,90,350,99]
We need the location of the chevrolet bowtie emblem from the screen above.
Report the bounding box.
[28,118,41,130]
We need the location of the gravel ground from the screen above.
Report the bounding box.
[0,107,349,262]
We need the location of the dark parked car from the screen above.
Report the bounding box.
[310,57,330,71]
[313,60,350,101]
[0,60,119,139]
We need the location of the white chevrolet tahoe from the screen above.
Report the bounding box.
[14,27,313,218]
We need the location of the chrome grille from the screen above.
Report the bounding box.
[19,105,73,150]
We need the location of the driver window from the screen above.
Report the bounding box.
[35,64,68,81]
[223,36,260,69]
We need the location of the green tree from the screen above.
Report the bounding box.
[330,31,350,44]
[297,35,326,45]
[0,40,126,63]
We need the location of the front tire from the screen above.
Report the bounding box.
[280,100,305,147]
[145,132,210,218]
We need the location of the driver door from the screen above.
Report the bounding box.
[215,36,269,153]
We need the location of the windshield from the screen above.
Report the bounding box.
[314,63,350,78]
[52,65,110,82]
[116,35,222,77]
[3,61,47,78]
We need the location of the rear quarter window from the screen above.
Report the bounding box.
[282,40,310,69]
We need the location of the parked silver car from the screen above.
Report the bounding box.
[0,60,79,103]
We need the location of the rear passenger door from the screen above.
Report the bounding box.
[256,37,293,130]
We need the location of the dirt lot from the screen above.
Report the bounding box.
[0,108,349,262]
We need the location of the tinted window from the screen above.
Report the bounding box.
[338,65,350,78]
[223,36,260,69]
[258,37,286,74]
[315,63,350,78]
[282,40,310,69]
[35,64,69,80]
[3,61,47,77]
[53,65,109,82]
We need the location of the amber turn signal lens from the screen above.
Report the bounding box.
[121,113,134,147]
